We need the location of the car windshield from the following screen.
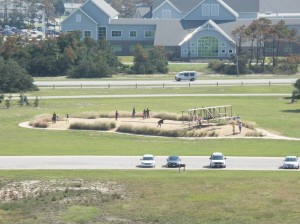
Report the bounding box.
[169,156,179,161]
[212,155,223,160]
[285,157,297,162]
[143,157,153,161]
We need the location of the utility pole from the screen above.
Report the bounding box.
[187,29,191,62]
[4,0,8,23]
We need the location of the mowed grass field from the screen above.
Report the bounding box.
[0,84,300,223]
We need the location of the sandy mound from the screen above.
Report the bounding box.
[27,117,257,137]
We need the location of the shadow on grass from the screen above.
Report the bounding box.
[281,109,300,113]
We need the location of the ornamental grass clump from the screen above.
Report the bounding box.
[29,118,49,128]
[69,121,116,131]
[242,121,256,130]
[245,131,264,137]
[29,114,51,128]
[152,112,182,121]
[72,112,109,119]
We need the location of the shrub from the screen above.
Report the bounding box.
[245,131,264,137]
[72,112,109,119]
[29,114,51,128]
[242,121,256,130]
[116,124,217,138]
[69,121,116,131]
[152,112,189,121]
[208,60,225,72]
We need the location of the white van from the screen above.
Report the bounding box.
[175,71,197,81]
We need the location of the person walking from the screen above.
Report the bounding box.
[132,107,136,119]
[66,114,69,123]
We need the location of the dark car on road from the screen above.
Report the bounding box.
[166,155,181,168]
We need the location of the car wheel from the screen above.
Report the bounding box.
[190,78,195,81]
[177,78,181,81]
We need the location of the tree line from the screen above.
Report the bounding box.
[0,31,168,93]
[210,18,300,75]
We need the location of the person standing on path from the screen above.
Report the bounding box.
[66,114,69,123]
[132,107,136,118]
[238,121,243,133]
[146,108,150,119]
[115,111,119,121]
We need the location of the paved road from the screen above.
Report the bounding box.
[34,78,297,87]
[0,156,293,171]
[25,93,290,100]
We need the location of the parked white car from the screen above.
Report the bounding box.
[209,152,226,168]
[282,156,299,169]
[140,154,156,168]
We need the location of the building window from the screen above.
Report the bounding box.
[129,30,137,38]
[191,42,196,47]
[211,4,219,16]
[190,49,195,54]
[221,42,226,47]
[84,31,91,38]
[183,49,188,54]
[76,14,81,22]
[98,27,106,39]
[284,45,292,53]
[198,36,219,57]
[202,4,210,16]
[66,30,73,33]
[112,30,122,37]
[111,44,122,52]
[162,10,171,19]
[228,49,233,54]
[221,49,226,54]
[145,30,155,38]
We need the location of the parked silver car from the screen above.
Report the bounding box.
[282,156,299,169]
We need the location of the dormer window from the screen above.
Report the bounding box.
[202,4,219,17]
[211,4,219,16]
[76,14,81,22]
[162,10,171,19]
[202,4,210,16]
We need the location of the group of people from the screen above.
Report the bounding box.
[115,107,151,121]
[52,112,69,123]
[231,116,243,134]
[142,108,151,119]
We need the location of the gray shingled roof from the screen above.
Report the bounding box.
[223,0,259,13]
[259,0,300,14]
[91,0,119,18]
[152,0,200,13]
[134,7,151,18]
[152,0,300,15]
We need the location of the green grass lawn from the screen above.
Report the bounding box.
[0,170,299,224]
[0,93,299,156]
